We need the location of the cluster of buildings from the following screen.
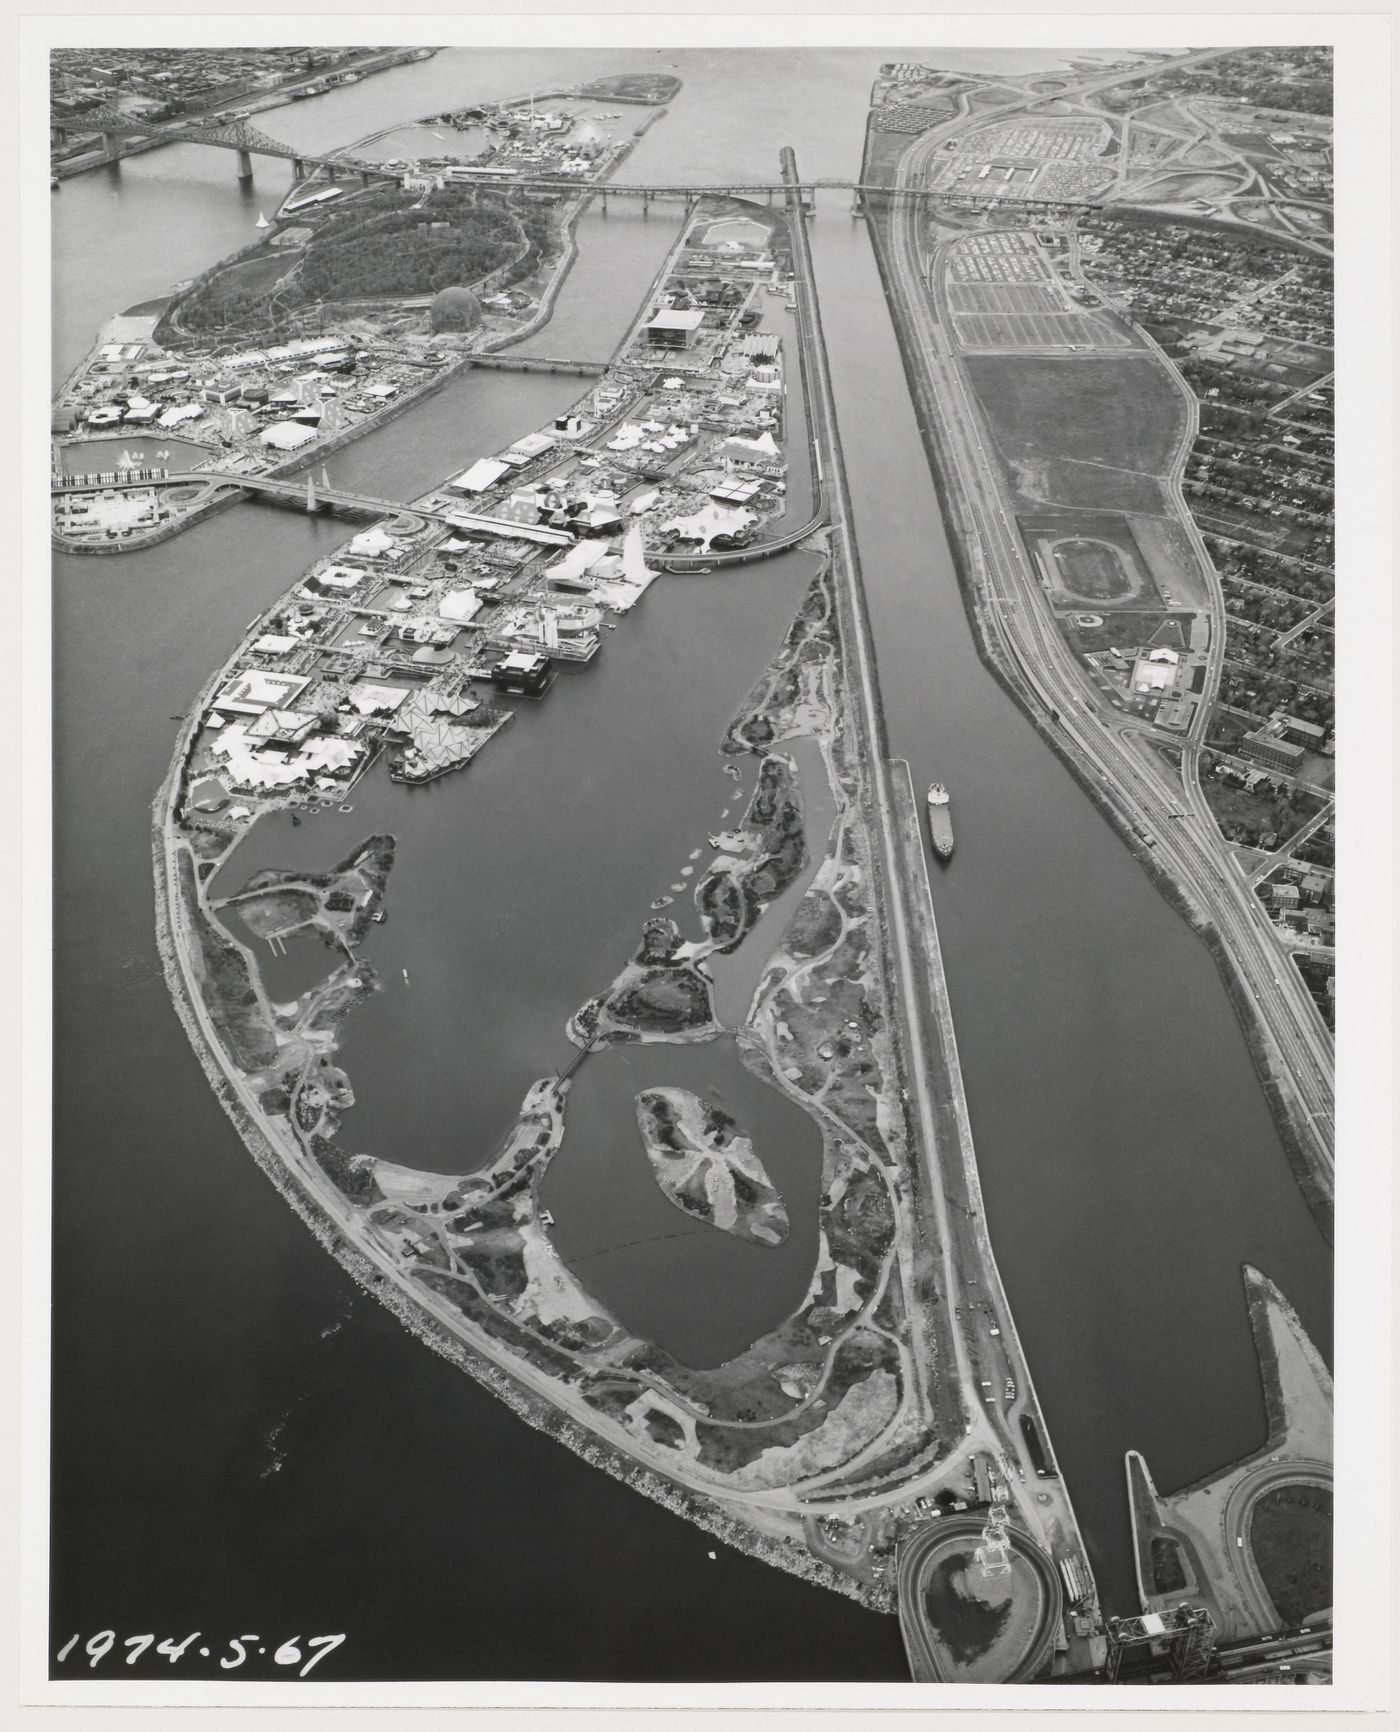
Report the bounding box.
[1099,46,1331,119]
[1185,100,1333,202]
[387,97,630,186]
[1073,205,1336,958]
[1079,213,1334,729]
[176,204,801,828]
[1080,638,1203,731]
[1237,710,1333,771]
[52,323,463,540]
[1254,857,1335,949]
[931,116,1115,206]
[1079,215,1332,354]
[50,46,379,128]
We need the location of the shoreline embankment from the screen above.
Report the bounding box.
[859,196,1333,1245]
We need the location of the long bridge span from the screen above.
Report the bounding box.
[58,467,431,524]
[54,110,1103,219]
[55,106,399,185]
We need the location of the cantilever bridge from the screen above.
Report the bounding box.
[56,105,397,184]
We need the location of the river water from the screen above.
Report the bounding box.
[50,47,1330,1681]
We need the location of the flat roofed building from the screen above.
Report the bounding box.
[709,477,763,506]
[1131,647,1180,695]
[260,419,318,452]
[447,457,511,494]
[491,650,550,694]
[1300,871,1331,904]
[446,511,573,548]
[213,669,311,715]
[310,564,365,591]
[437,589,483,624]
[646,308,706,348]
[1242,729,1305,772]
[501,431,555,465]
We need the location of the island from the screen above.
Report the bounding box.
[635,1088,790,1247]
[47,42,1336,1687]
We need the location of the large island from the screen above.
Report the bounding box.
[75,43,1333,1688]
[142,101,1096,1678]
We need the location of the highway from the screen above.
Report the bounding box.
[868,67,1334,1199]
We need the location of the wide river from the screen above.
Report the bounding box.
[50,47,1331,1681]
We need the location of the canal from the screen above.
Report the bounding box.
[50,46,1330,1678]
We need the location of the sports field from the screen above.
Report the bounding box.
[1052,538,1133,600]
[1020,510,1178,611]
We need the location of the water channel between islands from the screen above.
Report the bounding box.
[51,48,1331,1672]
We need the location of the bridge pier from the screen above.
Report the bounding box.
[236,147,253,182]
[292,157,306,181]
[100,132,117,160]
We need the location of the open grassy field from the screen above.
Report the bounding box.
[1135,171,1247,202]
[968,353,1188,514]
[1249,1484,1332,1624]
[1061,610,1170,655]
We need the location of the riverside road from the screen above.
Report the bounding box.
[874,76,1334,1204]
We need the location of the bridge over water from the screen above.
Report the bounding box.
[58,466,430,524]
[56,105,399,185]
[55,109,1102,221]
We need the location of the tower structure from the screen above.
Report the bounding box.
[975,1501,1013,1578]
[1104,1606,1216,1683]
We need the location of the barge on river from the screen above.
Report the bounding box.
[926,783,954,862]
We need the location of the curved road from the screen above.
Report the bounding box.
[1222,1459,1333,1633]
[896,1517,1063,1682]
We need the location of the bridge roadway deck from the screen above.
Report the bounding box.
[58,468,432,523]
[55,113,1105,215]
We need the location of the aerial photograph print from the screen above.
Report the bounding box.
[36,18,1376,1708]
